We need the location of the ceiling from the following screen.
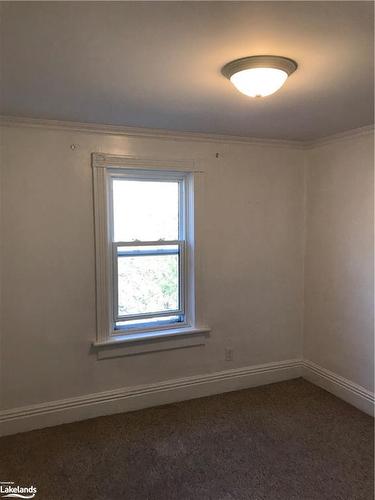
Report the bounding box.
[1,1,373,141]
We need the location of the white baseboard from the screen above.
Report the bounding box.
[302,360,374,416]
[0,359,302,436]
[2,359,372,436]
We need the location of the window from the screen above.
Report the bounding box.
[112,174,185,331]
[92,154,206,347]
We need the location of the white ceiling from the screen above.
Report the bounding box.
[1,1,373,141]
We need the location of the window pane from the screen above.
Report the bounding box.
[113,179,179,242]
[117,245,179,316]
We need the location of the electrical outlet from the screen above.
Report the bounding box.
[225,348,233,361]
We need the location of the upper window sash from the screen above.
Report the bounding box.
[108,170,186,243]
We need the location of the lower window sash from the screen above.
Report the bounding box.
[112,240,185,325]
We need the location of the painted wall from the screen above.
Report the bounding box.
[304,132,374,391]
[0,125,305,410]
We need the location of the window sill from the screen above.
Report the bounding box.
[92,326,210,359]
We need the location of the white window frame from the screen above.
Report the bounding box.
[92,153,204,347]
[110,168,186,328]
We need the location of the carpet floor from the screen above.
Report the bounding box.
[1,378,373,500]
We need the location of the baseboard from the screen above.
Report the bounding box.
[0,359,302,436]
[302,360,374,416]
[2,358,372,436]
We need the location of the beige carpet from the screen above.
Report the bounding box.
[1,378,373,500]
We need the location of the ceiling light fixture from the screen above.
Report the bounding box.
[222,55,298,98]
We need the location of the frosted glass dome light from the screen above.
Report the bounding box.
[222,55,297,98]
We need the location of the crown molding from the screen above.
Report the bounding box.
[304,124,374,149]
[1,115,373,151]
[0,115,305,149]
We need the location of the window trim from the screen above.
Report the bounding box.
[92,153,201,346]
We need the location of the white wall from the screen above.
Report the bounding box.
[304,132,374,391]
[1,122,373,421]
[0,124,305,411]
